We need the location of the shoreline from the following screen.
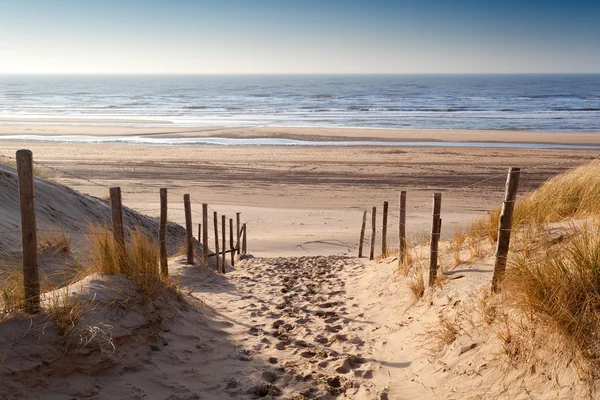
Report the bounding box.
[1,134,600,150]
[1,123,600,145]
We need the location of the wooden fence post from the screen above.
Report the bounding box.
[229,218,235,266]
[16,149,40,314]
[183,194,194,264]
[110,186,125,272]
[159,188,168,276]
[202,204,208,263]
[242,223,247,255]
[358,210,367,258]
[369,206,377,260]
[221,215,226,273]
[382,201,388,257]
[491,167,521,293]
[398,191,407,267]
[213,211,220,272]
[236,212,241,255]
[428,193,442,287]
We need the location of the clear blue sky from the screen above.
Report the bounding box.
[0,0,598,73]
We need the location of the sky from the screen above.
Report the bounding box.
[0,0,599,74]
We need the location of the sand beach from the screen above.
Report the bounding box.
[1,123,599,399]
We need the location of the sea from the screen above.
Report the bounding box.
[1,74,599,132]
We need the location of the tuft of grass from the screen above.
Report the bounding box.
[505,226,600,364]
[0,261,25,315]
[449,229,466,265]
[38,231,71,254]
[428,315,459,355]
[44,286,91,336]
[88,224,177,301]
[408,272,425,300]
[466,208,501,243]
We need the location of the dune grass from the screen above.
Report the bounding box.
[88,224,177,300]
[463,160,600,245]
[506,226,600,364]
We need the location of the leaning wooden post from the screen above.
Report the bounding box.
[213,211,220,271]
[16,149,40,314]
[236,212,241,255]
[358,210,367,258]
[369,206,377,260]
[183,194,194,264]
[491,167,521,293]
[242,223,247,255]
[428,193,442,287]
[398,191,407,267]
[202,204,209,263]
[221,215,226,273]
[159,188,168,276]
[110,186,126,272]
[382,201,389,257]
[229,218,235,266]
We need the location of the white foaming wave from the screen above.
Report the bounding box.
[1,134,600,150]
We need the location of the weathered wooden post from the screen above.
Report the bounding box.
[491,167,521,293]
[202,204,209,263]
[369,206,376,260]
[358,210,367,258]
[428,193,442,287]
[236,212,241,255]
[229,218,235,266]
[16,150,40,314]
[398,191,407,267]
[213,211,220,271]
[221,215,226,273]
[382,201,389,257]
[159,188,168,276]
[242,223,247,255]
[183,194,194,264]
[110,186,126,272]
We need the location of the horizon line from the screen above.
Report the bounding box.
[0,72,599,76]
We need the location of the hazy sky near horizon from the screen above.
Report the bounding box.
[0,0,599,74]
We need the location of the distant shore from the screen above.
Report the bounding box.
[1,122,600,146]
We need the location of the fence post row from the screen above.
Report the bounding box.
[16,149,40,314]
[183,194,194,265]
[213,211,220,272]
[358,210,367,258]
[491,167,521,293]
[110,186,126,272]
[428,193,442,287]
[202,204,209,263]
[398,191,407,267]
[369,206,377,260]
[159,188,168,276]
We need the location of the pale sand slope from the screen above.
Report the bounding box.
[0,134,597,257]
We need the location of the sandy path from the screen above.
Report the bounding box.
[181,255,384,399]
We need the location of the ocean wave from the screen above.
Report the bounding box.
[1,134,600,150]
